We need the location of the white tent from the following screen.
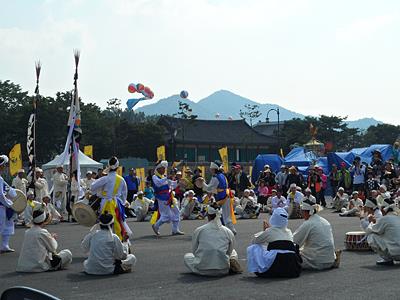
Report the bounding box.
[42,150,103,190]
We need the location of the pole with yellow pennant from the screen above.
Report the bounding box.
[9,144,23,176]
[156,145,166,161]
[218,146,229,173]
[135,168,146,191]
[84,145,93,158]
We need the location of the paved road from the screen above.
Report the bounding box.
[0,209,399,300]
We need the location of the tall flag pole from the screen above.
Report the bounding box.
[67,50,82,219]
[27,61,41,191]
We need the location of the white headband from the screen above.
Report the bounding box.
[207,206,221,215]
[108,159,119,170]
[0,155,9,166]
[210,162,221,170]
[33,210,47,224]
[156,160,168,170]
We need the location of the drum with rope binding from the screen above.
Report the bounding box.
[9,189,27,213]
[72,202,99,227]
[344,231,371,251]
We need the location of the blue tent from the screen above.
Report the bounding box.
[252,154,284,183]
[349,144,393,164]
[284,147,318,167]
[327,151,355,171]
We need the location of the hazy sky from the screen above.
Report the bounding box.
[1,0,399,124]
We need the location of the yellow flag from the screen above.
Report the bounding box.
[84,145,93,158]
[117,166,123,176]
[9,144,22,176]
[198,166,206,177]
[157,145,166,161]
[136,168,146,191]
[249,165,253,178]
[218,147,229,173]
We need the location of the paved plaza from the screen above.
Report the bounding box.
[0,209,399,300]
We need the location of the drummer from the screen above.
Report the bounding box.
[0,155,16,253]
[360,197,382,230]
[91,156,132,241]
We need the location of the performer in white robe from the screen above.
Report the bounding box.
[23,190,41,226]
[82,171,95,194]
[339,191,363,217]
[81,211,137,275]
[0,155,16,253]
[235,189,261,219]
[151,160,183,236]
[131,191,153,222]
[184,204,242,276]
[52,165,68,216]
[247,207,302,278]
[293,198,340,270]
[16,206,72,272]
[332,187,349,212]
[360,198,382,230]
[34,168,49,203]
[42,195,62,224]
[271,189,289,212]
[376,184,391,207]
[181,190,200,220]
[201,161,237,235]
[11,169,28,195]
[287,184,304,219]
[365,198,400,265]
[91,157,132,240]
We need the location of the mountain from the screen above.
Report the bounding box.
[345,118,382,130]
[135,90,383,129]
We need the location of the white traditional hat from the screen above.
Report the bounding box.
[156,160,168,170]
[0,155,9,166]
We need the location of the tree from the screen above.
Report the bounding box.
[239,104,262,126]
[362,124,400,146]
[175,101,197,119]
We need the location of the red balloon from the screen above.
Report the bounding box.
[136,83,145,92]
[128,83,137,93]
[144,86,151,95]
[148,90,154,99]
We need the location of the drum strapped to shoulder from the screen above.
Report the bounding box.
[9,189,27,213]
[72,196,101,227]
[344,231,371,251]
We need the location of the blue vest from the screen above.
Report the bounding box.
[152,175,170,201]
[215,173,228,201]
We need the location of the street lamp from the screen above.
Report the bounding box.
[265,107,280,151]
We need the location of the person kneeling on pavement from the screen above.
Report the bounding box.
[16,205,72,272]
[184,203,242,276]
[81,211,137,275]
[247,207,302,278]
[293,198,341,270]
[365,198,400,266]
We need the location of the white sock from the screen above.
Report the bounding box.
[1,235,10,249]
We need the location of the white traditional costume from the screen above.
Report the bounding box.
[81,212,136,275]
[271,195,289,211]
[332,187,349,212]
[16,207,72,272]
[287,184,304,219]
[181,190,200,220]
[131,191,153,222]
[11,170,28,195]
[360,198,382,230]
[33,168,49,203]
[52,167,68,215]
[151,160,183,235]
[235,190,261,219]
[293,199,337,270]
[202,161,237,234]
[365,198,400,265]
[247,207,302,278]
[91,158,131,240]
[339,192,363,217]
[184,206,240,276]
[0,155,16,253]
[23,191,41,226]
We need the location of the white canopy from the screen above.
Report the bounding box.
[42,149,103,170]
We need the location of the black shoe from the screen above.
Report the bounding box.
[376,259,394,266]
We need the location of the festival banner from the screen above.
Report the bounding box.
[9,144,22,176]
[157,145,166,161]
[84,145,93,158]
[218,147,229,173]
[136,168,146,191]
[198,165,206,177]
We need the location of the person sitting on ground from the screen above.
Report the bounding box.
[81,211,137,275]
[264,189,277,214]
[271,189,288,212]
[360,197,382,230]
[183,203,242,276]
[365,198,400,266]
[332,187,349,212]
[247,207,302,278]
[131,191,153,222]
[287,184,304,219]
[376,184,391,207]
[16,205,72,272]
[181,190,200,220]
[293,197,340,270]
[257,180,269,207]
[23,190,41,227]
[235,189,261,219]
[42,195,62,224]
[365,172,380,200]
[339,191,363,217]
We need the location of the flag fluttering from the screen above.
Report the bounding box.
[9,144,22,176]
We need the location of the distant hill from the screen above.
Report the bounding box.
[135,90,383,130]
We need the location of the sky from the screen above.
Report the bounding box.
[1,0,400,124]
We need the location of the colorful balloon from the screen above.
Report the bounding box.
[180,90,189,99]
[136,83,145,92]
[128,83,137,93]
